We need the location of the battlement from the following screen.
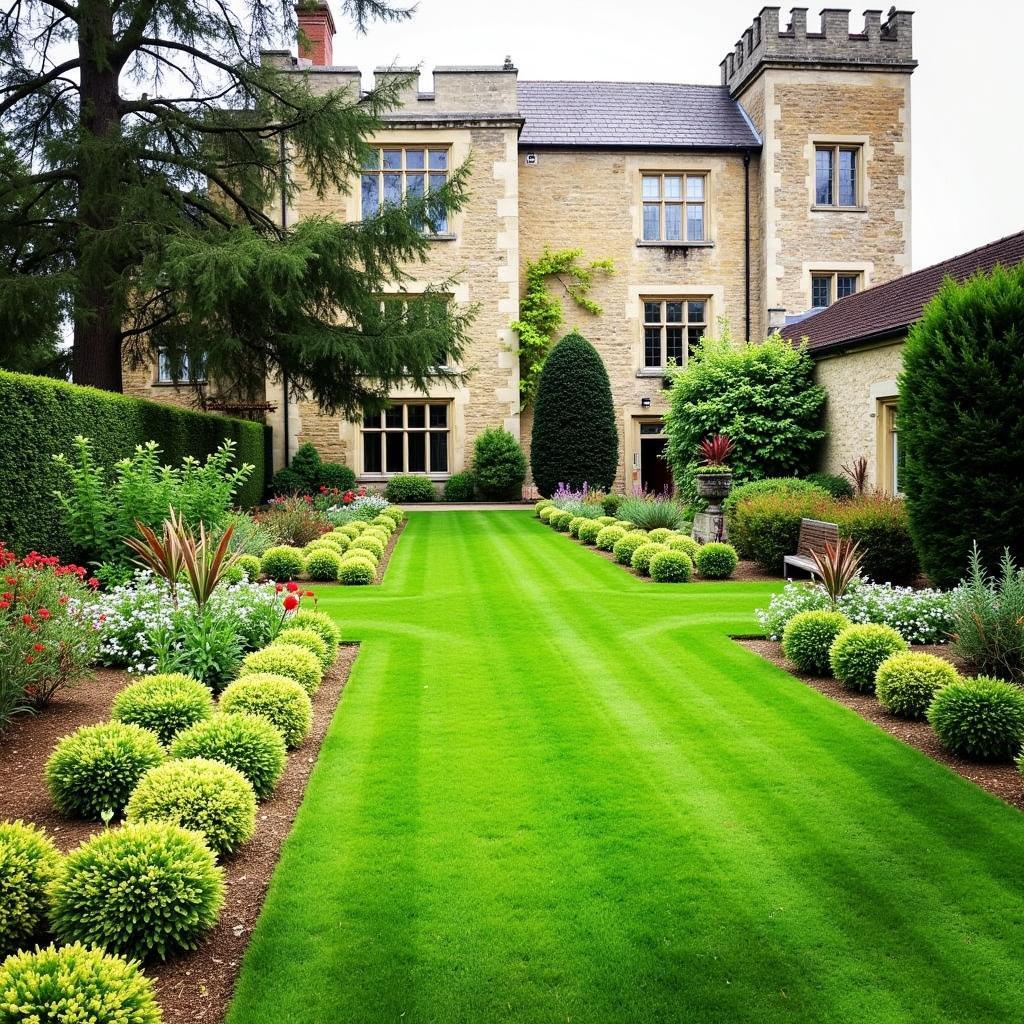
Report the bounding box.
[721,7,916,96]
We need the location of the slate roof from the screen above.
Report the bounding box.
[516,81,761,149]
[781,229,1024,354]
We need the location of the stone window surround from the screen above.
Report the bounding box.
[633,165,716,249]
[626,284,723,378]
[360,399,453,478]
[638,295,710,373]
[800,260,873,311]
[805,133,872,214]
[360,143,455,238]
[869,379,900,496]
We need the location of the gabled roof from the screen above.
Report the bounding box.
[781,230,1024,354]
[516,80,761,150]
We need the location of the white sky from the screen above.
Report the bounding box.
[333,0,1024,270]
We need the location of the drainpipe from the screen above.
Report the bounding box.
[279,133,290,467]
[743,149,751,341]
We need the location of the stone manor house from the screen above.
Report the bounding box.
[127,5,916,494]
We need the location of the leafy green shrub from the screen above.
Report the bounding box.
[596,525,626,551]
[0,821,62,956]
[731,490,836,573]
[550,510,573,532]
[613,532,649,565]
[340,560,375,585]
[170,713,286,799]
[46,722,165,820]
[596,515,617,526]
[304,548,341,582]
[51,822,224,961]
[319,462,356,492]
[650,551,692,583]
[806,472,854,500]
[260,545,305,582]
[538,506,556,522]
[472,427,527,499]
[235,553,262,581]
[342,552,377,571]
[276,626,331,669]
[288,443,322,490]
[256,497,330,547]
[828,624,908,692]
[287,609,341,649]
[568,516,587,538]
[534,499,552,516]
[270,466,306,497]
[111,673,213,745]
[384,476,436,503]
[0,944,160,1023]
[837,495,918,585]
[646,528,671,543]
[898,264,1024,587]
[695,542,739,580]
[239,643,322,695]
[928,678,1024,761]
[577,519,603,545]
[306,533,347,552]
[631,542,669,577]
[221,675,313,750]
[378,505,404,523]
[666,535,701,562]
[616,495,685,531]
[601,493,623,516]
[444,471,477,502]
[530,332,619,496]
[723,478,828,557]
[126,758,257,857]
[349,535,385,558]
[875,652,960,719]
[781,610,851,675]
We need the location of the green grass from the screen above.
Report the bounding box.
[227,512,1024,1024]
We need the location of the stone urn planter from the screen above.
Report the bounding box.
[695,471,733,517]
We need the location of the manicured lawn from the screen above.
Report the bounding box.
[227,511,1024,1024]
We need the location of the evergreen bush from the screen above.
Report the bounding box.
[444,471,477,502]
[276,626,332,669]
[472,427,527,499]
[596,525,626,551]
[339,560,375,585]
[239,643,322,694]
[631,542,669,577]
[286,609,341,648]
[304,547,341,582]
[613,532,649,565]
[111,673,213,745]
[649,551,692,583]
[928,678,1024,761]
[221,675,313,749]
[695,542,739,580]
[577,519,603,545]
[0,821,62,956]
[260,546,305,582]
[781,610,851,675]
[235,553,262,581]
[828,623,908,692]
[384,476,436,503]
[875,651,960,719]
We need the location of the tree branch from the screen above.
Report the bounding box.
[0,58,80,116]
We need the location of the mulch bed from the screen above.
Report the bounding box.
[735,638,1024,811]
[0,644,359,1023]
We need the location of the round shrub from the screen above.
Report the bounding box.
[781,610,852,675]
[647,528,672,544]
[221,563,246,584]
[339,560,375,585]
[929,678,1024,761]
[221,675,313,749]
[349,535,385,558]
[342,554,378,574]
[538,505,556,522]
[550,510,573,532]
[384,475,436,503]
[0,821,61,956]
[318,461,356,492]
[596,515,618,527]
[276,626,332,669]
[378,505,404,523]
[287,609,341,649]
[828,623,908,692]
[371,515,395,533]
[875,651,960,719]
[806,472,855,500]
[443,471,477,502]
[111,673,213,745]
[650,551,693,583]
[0,944,160,1024]
[169,713,286,799]
[616,520,635,530]
[239,643,323,695]
[304,548,341,582]
[613,531,649,565]
[260,545,305,582]
[235,553,262,581]
[695,542,739,580]
[125,758,256,857]
[305,534,347,554]
[666,535,701,561]
[631,542,669,577]
[362,527,390,545]
[596,525,626,551]
[577,519,603,545]
[50,822,224,961]
[471,426,527,500]
[568,516,587,538]
[534,499,553,516]
[338,521,364,538]
[46,722,165,820]
[343,547,378,566]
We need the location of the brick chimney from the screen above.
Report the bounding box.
[295,3,336,66]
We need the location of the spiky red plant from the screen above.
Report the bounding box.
[696,434,735,468]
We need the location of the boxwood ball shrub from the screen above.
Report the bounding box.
[239,643,322,695]
[236,553,262,581]
[929,678,1024,761]
[0,821,62,956]
[577,519,603,545]
[221,675,313,749]
[613,531,649,565]
[260,545,305,582]
[384,475,436,503]
[596,525,626,551]
[695,542,739,580]
[650,550,693,583]
[551,510,573,532]
[647,528,672,544]
[339,560,375,585]
[828,623,908,692]
[568,516,587,538]
[169,713,286,799]
[276,626,332,669]
[46,722,165,820]
[304,547,341,582]
[534,499,553,516]
[538,505,556,522]
[0,944,161,1024]
[349,534,385,558]
[666,535,701,562]
[631,542,669,577]
[111,673,214,745]
[875,651,961,720]
[338,521,364,537]
[781,610,852,675]
[126,757,257,857]
[443,471,477,502]
[50,822,224,961]
[379,505,404,522]
[287,609,341,649]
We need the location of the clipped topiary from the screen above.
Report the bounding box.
[236,553,262,581]
[51,822,224,961]
[666,535,701,562]
[530,331,619,496]
[577,519,603,545]
[0,821,62,956]
[647,528,672,544]
[695,542,739,580]
[650,551,692,583]
[169,713,286,799]
[260,545,305,582]
[781,610,852,675]
[349,535,385,558]
[318,461,356,492]
[538,505,555,522]
[613,531,649,566]
[338,521,364,538]
[0,944,161,1024]
[929,677,1024,761]
[829,623,908,692]
[550,510,573,532]
[221,675,313,749]
[875,651,961,719]
[286,609,341,649]
[631,542,669,577]
[46,722,165,820]
[126,758,257,857]
[534,499,553,516]
[596,525,626,551]
[378,505,404,523]
[239,643,322,695]
[111,673,213,745]
[340,560,375,585]
[443,471,477,502]
[568,516,588,538]
[276,626,331,669]
[384,475,436,503]
[304,547,341,582]
[471,426,527,499]
[289,442,322,490]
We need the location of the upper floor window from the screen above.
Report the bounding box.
[157,349,206,384]
[641,173,706,243]
[811,272,860,309]
[642,298,707,369]
[814,145,861,208]
[361,147,449,233]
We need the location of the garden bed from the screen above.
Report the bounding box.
[0,644,359,1023]
[735,637,1024,811]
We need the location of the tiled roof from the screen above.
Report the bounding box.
[516,80,761,149]
[781,230,1024,354]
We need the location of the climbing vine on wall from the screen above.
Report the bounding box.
[511,247,614,407]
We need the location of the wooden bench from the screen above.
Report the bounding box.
[783,518,840,579]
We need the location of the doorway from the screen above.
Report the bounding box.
[637,419,673,495]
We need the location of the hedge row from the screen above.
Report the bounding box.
[0,370,266,557]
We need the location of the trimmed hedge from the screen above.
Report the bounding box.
[0,369,265,558]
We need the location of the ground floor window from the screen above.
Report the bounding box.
[362,401,450,475]
[877,398,902,495]
[641,298,707,369]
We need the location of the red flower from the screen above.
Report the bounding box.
[33,643,45,652]
[305,590,314,597]
[0,601,9,610]
[275,583,283,593]
[87,577,99,589]
[24,655,33,664]
[98,614,107,623]
[21,613,32,626]
[286,581,299,593]
[5,576,17,586]
[283,594,299,611]
[58,596,68,605]
[37,608,51,620]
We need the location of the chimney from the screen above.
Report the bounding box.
[295,3,336,66]
[768,307,787,332]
